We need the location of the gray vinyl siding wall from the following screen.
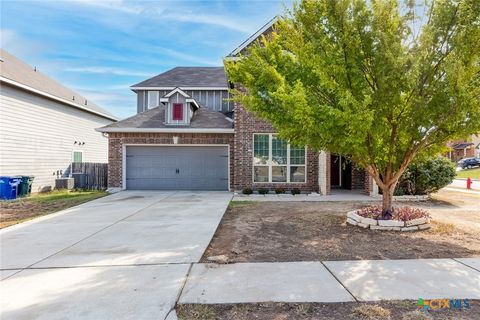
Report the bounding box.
[137,89,232,113]
[0,84,113,192]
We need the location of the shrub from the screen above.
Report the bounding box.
[258,188,269,195]
[357,205,429,221]
[275,187,285,194]
[291,188,301,195]
[397,157,456,195]
[242,188,253,195]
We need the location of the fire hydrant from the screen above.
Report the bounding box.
[467,177,472,189]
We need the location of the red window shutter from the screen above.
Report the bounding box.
[172,103,183,120]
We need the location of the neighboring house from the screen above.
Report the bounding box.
[446,135,479,162]
[98,18,372,195]
[0,49,117,192]
[473,135,480,158]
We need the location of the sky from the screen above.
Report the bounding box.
[1,0,290,118]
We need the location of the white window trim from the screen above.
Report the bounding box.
[147,91,159,109]
[252,133,307,184]
[72,150,83,163]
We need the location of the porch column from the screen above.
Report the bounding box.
[370,178,379,196]
[318,150,328,195]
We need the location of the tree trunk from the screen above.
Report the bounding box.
[381,186,394,213]
[380,181,398,219]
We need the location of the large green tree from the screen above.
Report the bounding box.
[226,0,480,215]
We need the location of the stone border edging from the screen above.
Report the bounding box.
[371,194,429,201]
[346,210,431,231]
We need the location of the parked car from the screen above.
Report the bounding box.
[457,157,480,169]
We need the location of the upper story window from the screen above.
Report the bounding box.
[172,103,184,121]
[147,91,159,109]
[253,134,306,183]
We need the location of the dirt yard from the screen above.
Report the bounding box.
[202,189,480,262]
[177,300,479,320]
[0,190,107,228]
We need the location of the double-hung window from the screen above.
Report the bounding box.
[253,134,306,183]
[147,91,159,109]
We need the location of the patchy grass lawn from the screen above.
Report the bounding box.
[0,190,107,228]
[456,167,480,179]
[177,300,479,320]
[201,190,480,262]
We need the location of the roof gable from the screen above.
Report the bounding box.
[227,16,279,58]
[163,87,190,98]
[0,49,117,121]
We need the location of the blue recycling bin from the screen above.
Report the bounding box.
[0,176,22,200]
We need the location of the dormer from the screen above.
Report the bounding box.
[160,87,200,126]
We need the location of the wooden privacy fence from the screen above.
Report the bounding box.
[69,162,108,190]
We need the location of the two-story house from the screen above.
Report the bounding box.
[98,18,373,195]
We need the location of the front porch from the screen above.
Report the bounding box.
[318,151,375,196]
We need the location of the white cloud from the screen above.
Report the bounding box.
[60,0,256,33]
[0,29,48,58]
[153,46,221,66]
[64,66,152,77]
[156,11,256,34]
[65,0,142,14]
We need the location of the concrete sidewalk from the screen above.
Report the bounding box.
[178,258,480,304]
[448,178,480,191]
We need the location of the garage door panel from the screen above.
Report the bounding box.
[125,146,228,190]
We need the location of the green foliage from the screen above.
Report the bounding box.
[397,157,456,195]
[226,0,480,209]
[456,167,480,179]
[291,188,302,195]
[242,188,253,195]
[275,187,286,194]
[258,188,270,195]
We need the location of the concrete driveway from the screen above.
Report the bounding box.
[0,191,232,320]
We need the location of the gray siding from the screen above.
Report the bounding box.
[137,91,145,114]
[137,89,232,113]
[0,84,114,192]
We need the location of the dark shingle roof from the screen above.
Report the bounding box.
[0,49,117,121]
[131,67,227,88]
[453,143,474,149]
[98,105,233,131]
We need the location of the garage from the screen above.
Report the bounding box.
[125,145,229,190]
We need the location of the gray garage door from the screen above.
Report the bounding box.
[125,146,229,190]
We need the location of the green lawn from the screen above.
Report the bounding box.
[0,190,108,228]
[456,167,480,179]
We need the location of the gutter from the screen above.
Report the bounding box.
[0,76,118,121]
[96,127,234,134]
[130,86,228,91]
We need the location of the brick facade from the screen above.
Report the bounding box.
[106,109,373,195]
[351,165,367,190]
[233,103,319,192]
[107,132,234,189]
